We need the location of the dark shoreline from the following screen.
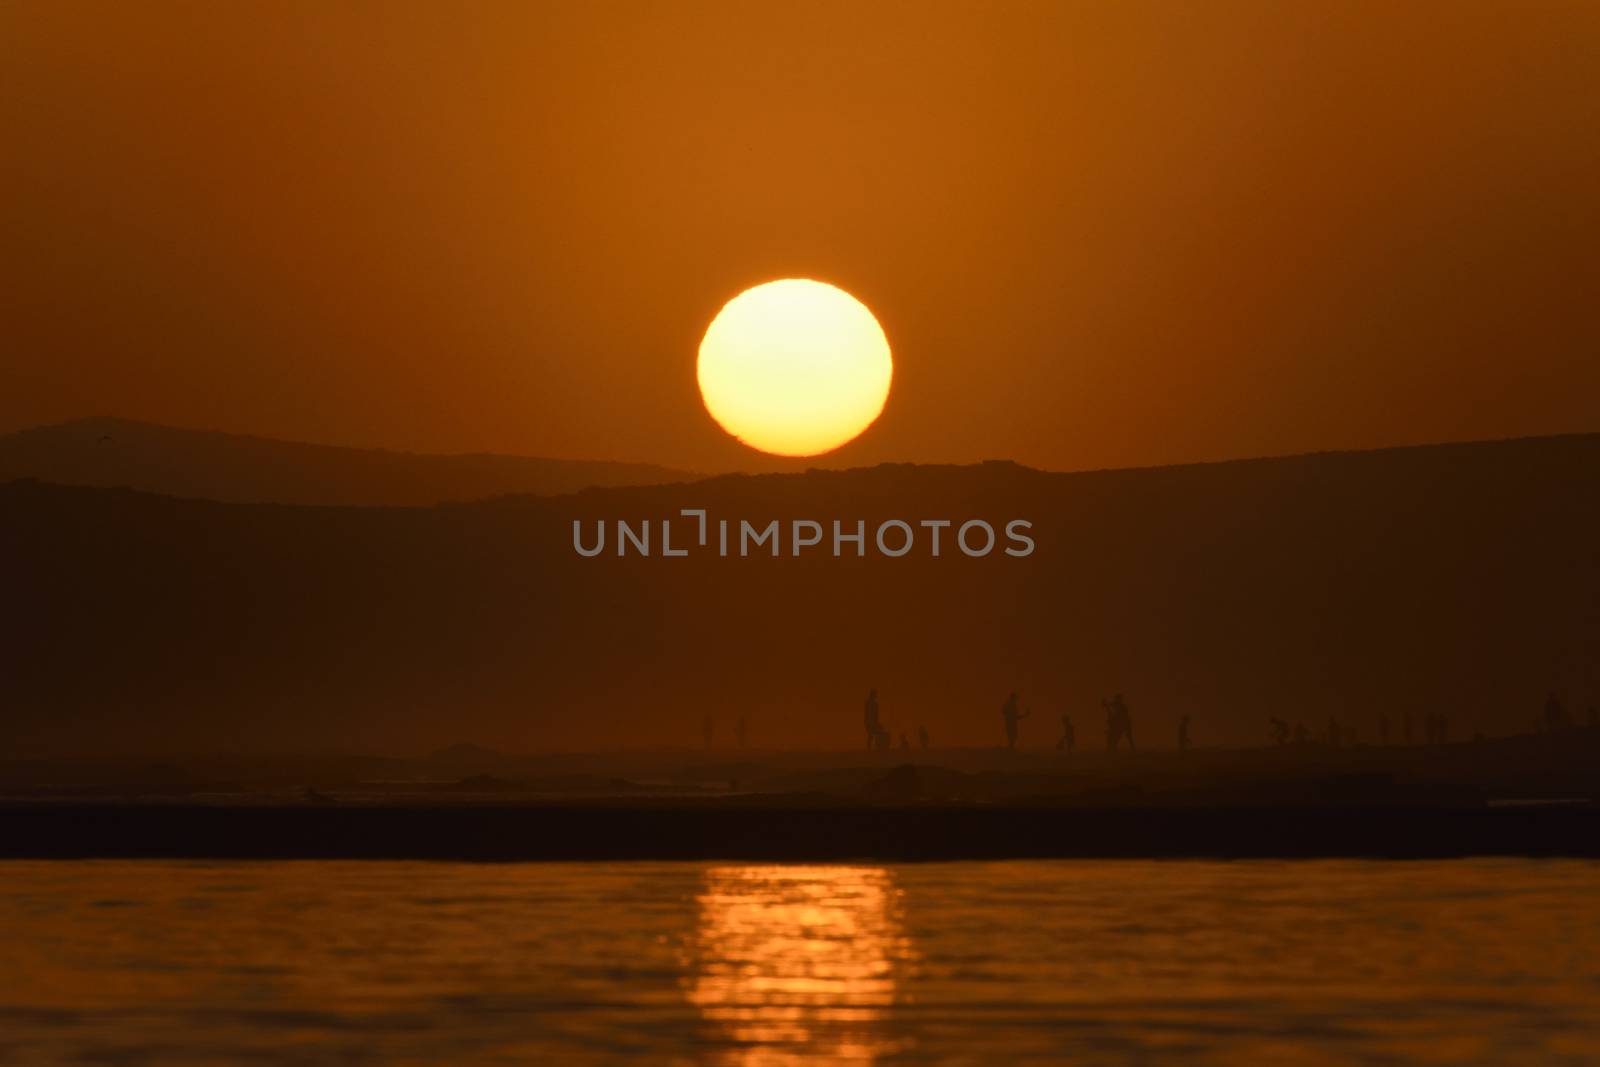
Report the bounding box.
[3,802,1598,861]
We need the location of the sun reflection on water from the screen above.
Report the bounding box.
[683,865,917,1064]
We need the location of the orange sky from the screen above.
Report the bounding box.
[2,1,1597,473]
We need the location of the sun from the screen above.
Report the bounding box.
[697,279,892,457]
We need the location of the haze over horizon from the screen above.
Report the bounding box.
[5,431,1595,756]
[4,1,1598,474]
[10,416,1600,510]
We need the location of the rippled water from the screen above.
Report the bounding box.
[0,859,1597,1064]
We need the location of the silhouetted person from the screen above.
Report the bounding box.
[1293,721,1309,745]
[1001,691,1030,750]
[1178,714,1192,752]
[1326,716,1340,748]
[918,725,929,750]
[1432,711,1451,745]
[1057,713,1076,754]
[1544,692,1572,733]
[702,714,714,751]
[864,689,882,751]
[1403,713,1415,745]
[1103,694,1134,751]
[899,732,912,753]
[1269,716,1290,746]
[736,713,748,750]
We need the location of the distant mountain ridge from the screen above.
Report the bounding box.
[0,418,697,505]
[2,431,1596,757]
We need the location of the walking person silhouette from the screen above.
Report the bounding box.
[1056,712,1076,754]
[1270,716,1290,746]
[864,689,882,751]
[1103,694,1135,751]
[1001,692,1031,751]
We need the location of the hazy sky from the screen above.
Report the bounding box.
[3,1,1597,473]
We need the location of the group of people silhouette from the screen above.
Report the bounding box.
[702,689,1597,754]
[862,689,932,753]
[861,688,1184,753]
[1262,692,1600,750]
[1542,692,1600,732]
[701,712,752,751]
[1267,712,1444,748]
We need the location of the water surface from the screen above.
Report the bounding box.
[0,859,1596,1064]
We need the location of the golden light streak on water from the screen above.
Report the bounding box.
[683,865,917,1063]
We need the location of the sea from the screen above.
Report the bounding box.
[0,859,1596,1064]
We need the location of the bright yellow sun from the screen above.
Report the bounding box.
[697,279,892,457]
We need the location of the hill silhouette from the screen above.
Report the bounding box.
[1,433,1596,756]
[0,418,696,505]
